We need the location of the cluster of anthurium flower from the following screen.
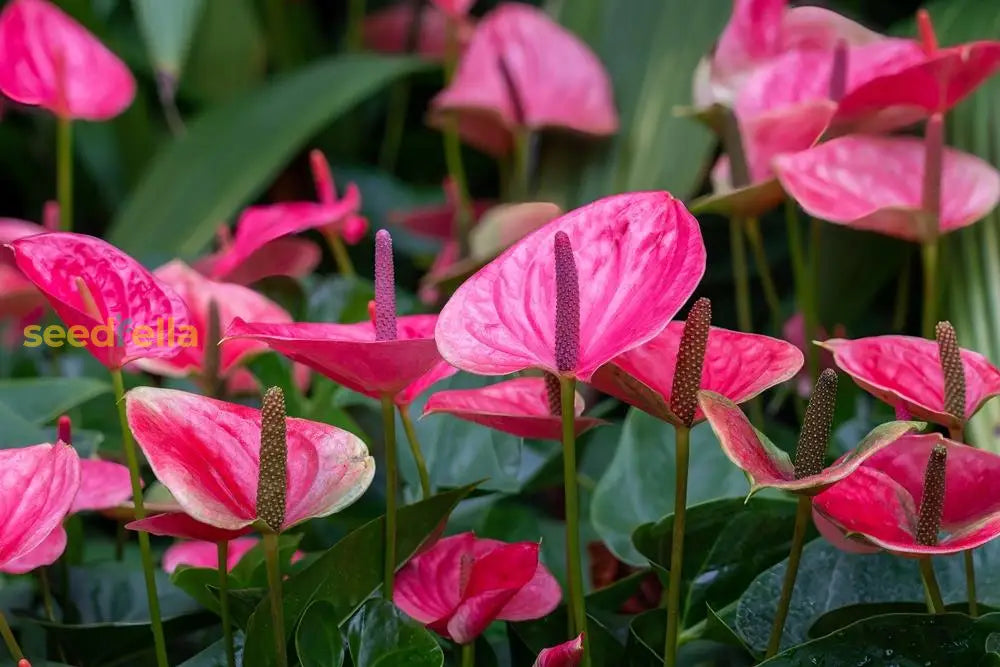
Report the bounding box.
[1,0,1000,666]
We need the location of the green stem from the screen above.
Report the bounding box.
[511,130,532,201]
[38,568,56,621]
[785,203,818,383]
[729,218,752,333]
[0,610,23,662]
[892,248,912,331]
[380,81,412,172]
[381,394,399,597]
[399,407,431,499]
[804,218,822,382]
[560,377,590,666]
[263,532,288,667]
[346,0,367,52]
[324,231,356,278]
[442,22,474,257]
[57,116,73,232]
[218,541,237,667]
[745,217,783,333]
[964,550,978,617]
[919,557,945,613]
[115,521,126,561]
[663,425,691,667]
[922,239,939,339]
[765,496,811,658]
[111,370,169,667]
[461,642,475,667]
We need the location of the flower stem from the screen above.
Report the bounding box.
[381,394,399,597]
[765,495,811,658]
[921,239,939,339]
[744,217,782,333]
[111,369,169,667]
[964,550,978,617]
[461,642,475,667]
[380,81,412,172]
[324,231,356,278]
[892,248,912,331]
[442,22,474,257]
[56,116,73,232]
[511,130,532,201]
[729,218,752,333]
[38,568,56,621]
[560,377,590,666]
[262,532,288,667]
[399,406,431,499]
[919,557,945,613]
[346,0,367,52]
[663,425,691,667]
[0,610,23,662]
[218,541,237,667]
[785,203,819,382]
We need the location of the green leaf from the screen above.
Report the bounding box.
[591,411,747,564]
[296,600,346,667]
[177,634,245,667]
[631,497,808,625]
[760,613,1000,666]
[536,0,728,207]
[808,602,1000,640]
[0,376,109,424]
[0,402,47,448]
[346,599,443,667]
[625,608,753,667]
[510,610,623,667]
[180,0,265,103]
[735,538,1000,654]
[131,0,205,79]
[243,483,476,667]
[108,55,427,259]
[170,566,224,615]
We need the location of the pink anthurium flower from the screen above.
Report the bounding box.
[390,179,493,242]
[125,387,375,532]
[0,0,135,120]
[698,390,922,496]
[423,376,604,441]
[363,2,473,62]
[127,510,252,544]
[436,192,705,381]
[131,260,300,392]
[197,233,321,286]
[161,536,305,574]
[821,335,1000,428]
[694,0,882,109]
[813,434,1000,556]
[773,135,1000,242]
[0,443,80,574]
[0,210,55,327]
[429,2,618,156]
[6,233,193,370]
[224,312,453,405]
[534,635,585,667]
[393,532,561,644]
[590,322,803,425]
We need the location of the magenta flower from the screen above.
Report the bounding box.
[125,388,375,532]
[435,192,705,381]
[0,0,135,120]
[822,335,1000,428]
[393,532,560,644]
[430,3,618,156]
[127,510,252,544]
[0,443,80,574]
[423,376,604,441]
[6,233,192,370]
[774,135,1000,242]
[813,434,1000,556]
[390,179,494,242]
[590,322,802,425]
[363,2,473,62]
[132,260,303,393]
[211,151,366,279]
[698,389,920,496]
[534,635,585,667]
[197,232,321,286]
[161,536,305,574]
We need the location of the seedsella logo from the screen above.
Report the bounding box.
[23,317,199,349]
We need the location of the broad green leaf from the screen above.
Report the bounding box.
[177,634,245,667]
[625,608,753,667]
[181,0,265,103]
[131,0,205,79]
[808,602,999,640]
[170,566,225,615]
[243,483,476,667]
[632,497,808,625]
[536,0,728,207]
[0,377,109,424]
[347,599,443,667]
[591,411,747,565]
[297,600,346,667]
[510,610,623,667]
[735,538,1000,654]
[0,402,47,448]
[760,613,1000,666]
[108,55,427,259]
